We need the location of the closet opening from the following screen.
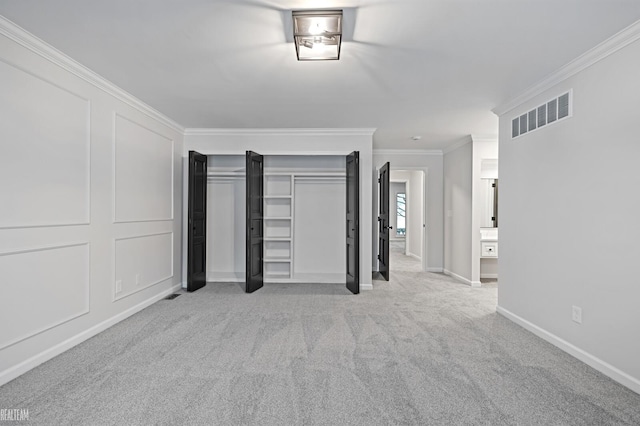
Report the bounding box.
[187,152,360,294]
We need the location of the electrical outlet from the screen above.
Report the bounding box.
[115,280,122,293]
[135,274,140,286]
[572,305,582,324]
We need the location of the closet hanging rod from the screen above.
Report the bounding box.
[294,175,346,181]
[207,171,245,177]
[265,171,345,176]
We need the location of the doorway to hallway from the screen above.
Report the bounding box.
[389,240,422,272]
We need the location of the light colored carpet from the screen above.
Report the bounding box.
[389,239,422,273]
[1,267,639,424]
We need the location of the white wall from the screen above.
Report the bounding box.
[207,176,245,280]
[294,178,346,278]
[407,171,424,260]
[183,130,374,290]
[496,35,640,393]
[443,141,473,283]
[0,20,184,385]
[373,151,444,272]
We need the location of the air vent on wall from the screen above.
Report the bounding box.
[511,91,572,139]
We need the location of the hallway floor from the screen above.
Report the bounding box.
[389,239,422,273]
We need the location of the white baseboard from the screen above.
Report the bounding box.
[0,283,182,387]
[360,283,373,291]
[443,269,481,288]
[427,267,443,273]
[480,273,498,279]
[497,306,640,395]
[407,253,421,261]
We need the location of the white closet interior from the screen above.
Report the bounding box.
[206,155,346,284]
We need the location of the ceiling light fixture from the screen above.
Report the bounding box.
[292,10,342,61]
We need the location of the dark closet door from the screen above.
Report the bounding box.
[378,162,390,281]
[346,151,360,294]
[187,151,207,292]
[245,151,264,293]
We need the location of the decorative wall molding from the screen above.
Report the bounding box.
[0,15,184,134]
[113,232,174,302]
[184,128,376,137]
[112,113,175,223]
[497,306,640,395]
[493,20,640,116]
[0,57,91,229]
[0,242,90,350]
[0,283,182,387]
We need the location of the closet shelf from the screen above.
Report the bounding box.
[264,216,291,220]
[264,273,290,279]
[263,237,292,242]
[264,195,292,199]
[264,257,292,262]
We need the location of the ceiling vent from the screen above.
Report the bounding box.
[511,91,572,139]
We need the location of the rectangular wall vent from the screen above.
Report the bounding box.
[511,91,572,139]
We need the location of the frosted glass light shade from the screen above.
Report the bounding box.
[293,10,343,61]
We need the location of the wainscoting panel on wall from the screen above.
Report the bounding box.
[113,114,174,223]
[0,243,90,350]
[114,232,174,301]
[0,59,90,229]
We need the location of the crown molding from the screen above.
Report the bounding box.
[184,128,377,137]
[373,149,443,156]
[470,134,498,144]
[493,19,640,116]
[442,135,473,154]
[0,15,184,134]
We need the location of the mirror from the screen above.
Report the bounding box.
[396,193,406,236]
[480,179,498,228]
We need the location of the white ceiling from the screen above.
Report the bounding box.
[2,0,640,150]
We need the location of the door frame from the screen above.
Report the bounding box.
[387,166,428,273]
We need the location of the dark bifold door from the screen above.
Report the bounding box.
[246,151,264,293]
[378,162,390,281]
[346,151,360,294]
[187,151,207,292]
